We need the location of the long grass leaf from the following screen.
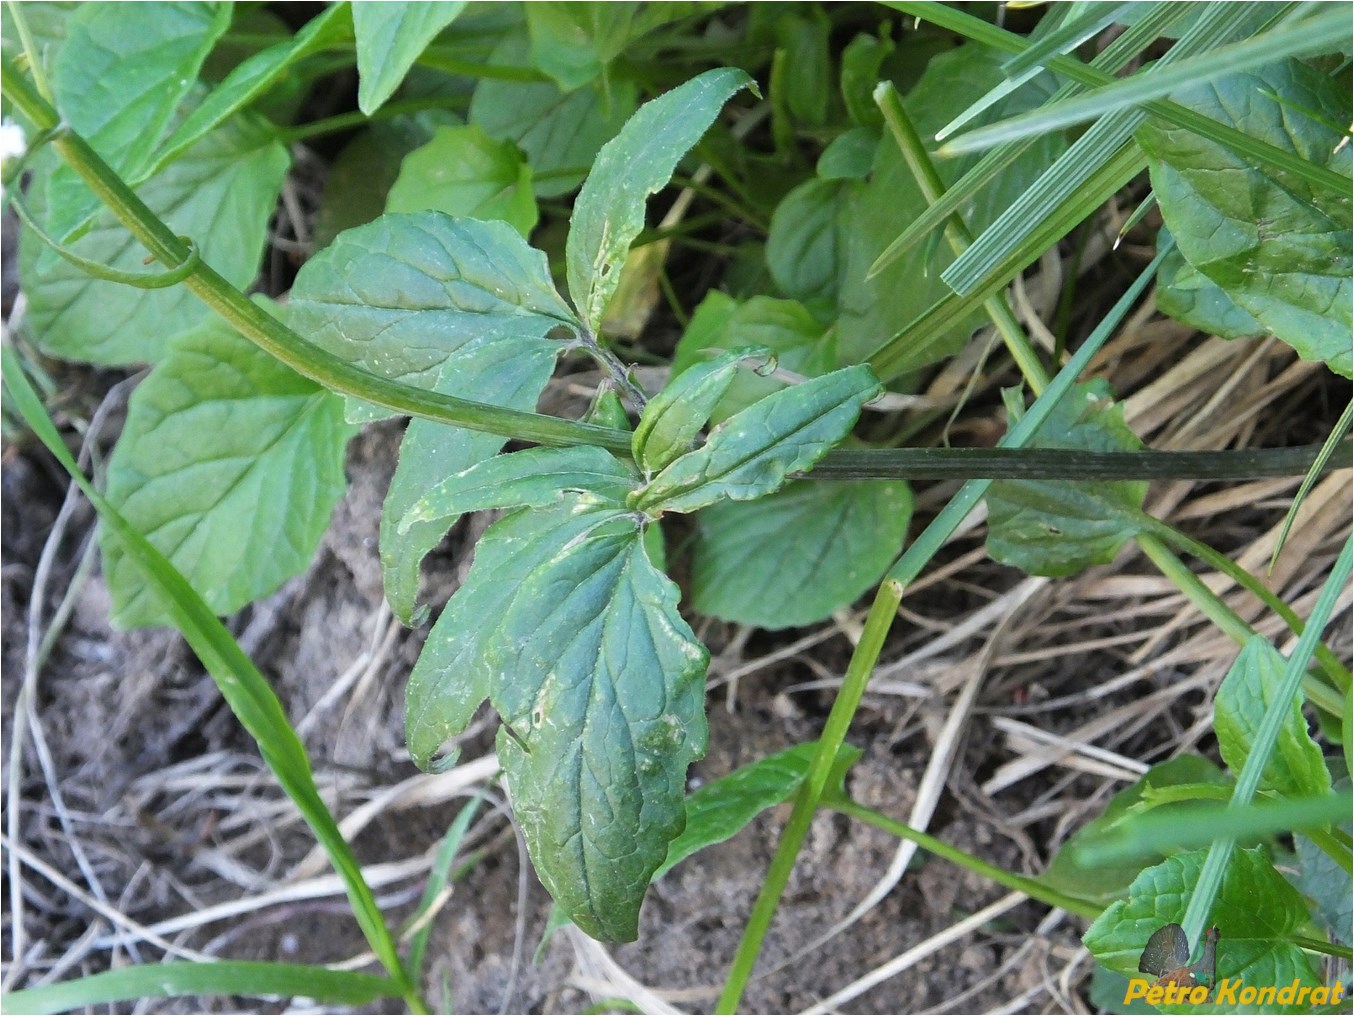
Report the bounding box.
[942,3,1251,296]
[941,6,1352,155]
[870,0,1186,278]
[867,142,1144,379]
[1000,1,1134,79]
[2,962,397,1015]
[886,1,1352,198]
[0,346,419,1003]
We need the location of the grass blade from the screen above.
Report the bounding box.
[940,6,1352,155]
[887,1,1352,199]
[941,3,1252,297]
[0,345,424,1011]
[2,962,397,1015]
[870,0,1186,278]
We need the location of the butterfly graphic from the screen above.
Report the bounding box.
[1139,924,1221,989]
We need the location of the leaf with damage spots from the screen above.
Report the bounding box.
[406,496,707,941]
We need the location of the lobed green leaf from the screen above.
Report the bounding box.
[102,317,354,628]
[986,380,1148,577]
[352,1,466,115]
[1138,60,1353,377]
[407,498,709,941]
[1214,638,1334,801]
[566,66,754,331]
[633,364,881,516]
[632,346,773,477]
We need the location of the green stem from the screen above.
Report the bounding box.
[1136,532,1345,718]
[277,97,468,143]
[714,579,904,1014]
[875,83,1051,395]
[827,798,1101,919]
[3,55,1344,489]
[1147,518,1352,696]
[716,248,1170,1014]
[807,442,1349,481]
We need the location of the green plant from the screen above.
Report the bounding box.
[2,2,1350,1013]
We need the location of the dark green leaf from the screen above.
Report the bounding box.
[632,347,773,476]
[766,178,851,311]
[377,334,558,624]
[1157,241,1265,340]
[1138,60,1353,377]
[657,742,863,880]
[693,477,911,630]
[352,1,466,115]
[407,498,709,941]
[1214,636,1334,800]
[287,212,579,621]
[44,1,231,239]
[1039,756,1233,904]
[771,7,832,129]
[103,317,354,628]
[402,445,635,526]
[286,212,577,424]
[837,44,1066,366]
[22,112,289,365]
[525,2,639,91]
[386,123,537,236]
[470,32,637,199]
[633,365,881,516]
[671,294,837,424]
[566,67,754,331]
[1084,847,1322,1014]
[840,29,895,129]
[817,127,880,181]
[986,380,1148,577]
[147,4,353,178]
